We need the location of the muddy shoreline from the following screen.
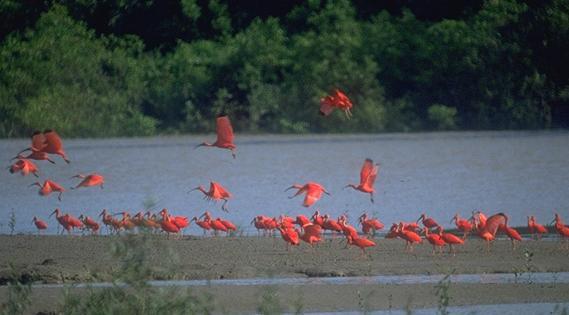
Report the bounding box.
[2,235,569,313]
[2,235,568,284]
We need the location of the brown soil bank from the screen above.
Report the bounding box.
[1,235,568,284]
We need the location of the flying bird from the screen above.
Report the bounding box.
[285,182,330,207]
[195,114,237,158]
[344,159,380,203]
[190,181,232,212]
[70,173,105,189]
[9,159,39,177]
[30,180,65,201]
[319,88,354,118]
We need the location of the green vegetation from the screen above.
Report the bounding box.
[1,0,568,137]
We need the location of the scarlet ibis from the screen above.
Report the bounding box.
[278,224,300,250]
[70,173,104,189]
[32,216,48,234]
[42,130,70,163]
[190,181,232,212]
[9,159,39,177]
[451,213,473,239]
[191,216,212,235]
[397,222,422,252]
[286,182,330,207]
[319,88,354,118]
[345,159,380,203]
[30,180,65,201]
[359,213,384,236]
[527,216,547,240]
[18,130,70,163]
[437,226,464,255]
[195,114,237,158]
[78,215,100,234]
[299,223,322,246]
[423,228,445,255]
[417,213,440,230]
[346,235,376,258]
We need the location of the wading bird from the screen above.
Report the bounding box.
[452,213,473,239]
[319,88,354,118]
[417,213,440,231]
[278,223,300,250]
[191,216,212,235]
[423,228,445,255]
[70,173,104,189]
[9,159,39,177]
[32,216,48,234]
[78,215,100,235]
[286,182,330,207]
[50,208,83,234]
[359,213,384,236]
[551,214,569,249]
[299,223,323,246]
[528,216,547,240]
[17,130,70,163]
[437,226,464,255]
[397,222,422,252]
[30,180,65,201]
[346,235,376,258]
[344,159,380,203]
[190,181,232,212]
[195,114,236,158]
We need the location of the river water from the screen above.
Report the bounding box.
[1,131,568,234]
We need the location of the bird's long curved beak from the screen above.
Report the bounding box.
[194,143,204,150]
[284,186,295,192]
[250,218,255,225]
[49,210,56,218]
[28,182,39,188]
[188,187,199,193]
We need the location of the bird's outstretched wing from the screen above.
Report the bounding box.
[359,159,375,186]
[31,131,47,152]
[43,129,64,152]
[482,213,507,236]
[216,115,234,146]
[319,96,335,116]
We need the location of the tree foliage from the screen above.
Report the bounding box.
[0,0,567,137]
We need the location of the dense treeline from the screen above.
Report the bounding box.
[0,0,568,137]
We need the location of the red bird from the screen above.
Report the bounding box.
[397,223,422,252]
[190,181,232,212]
[451,213,473,239]
[286,182,330,207]
[17,130,70,163]
[423,228,445,255]
[417,213,440,230]
[437,227,464,255]
[210,218,229,235]
[295,215,311,227]
[311,210,324,226]
[319,88,354,118]
[219,218,237,234]
[30,180,65,201]
[9,159,39,177]
[159,209,189,232]
[70,173,105,189]
[345,159,380,203]
[527,216,547,240]
[158,211,181,238]
[359,213,384,236]
[42,130,70,163]
[347,235,376,257]
[299,223,323,246]
[278,224,300,250]
[32,216,48,234]
[192,216,212,235]
[50,208,82,234]
[195,114,237,158]
[78,215,100,234]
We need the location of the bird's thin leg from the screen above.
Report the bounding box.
[370,193,374,204]
[221,199,229,212]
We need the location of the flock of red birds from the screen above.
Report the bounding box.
[8,90,569,257]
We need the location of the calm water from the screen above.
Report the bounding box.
[1,131,568,234]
